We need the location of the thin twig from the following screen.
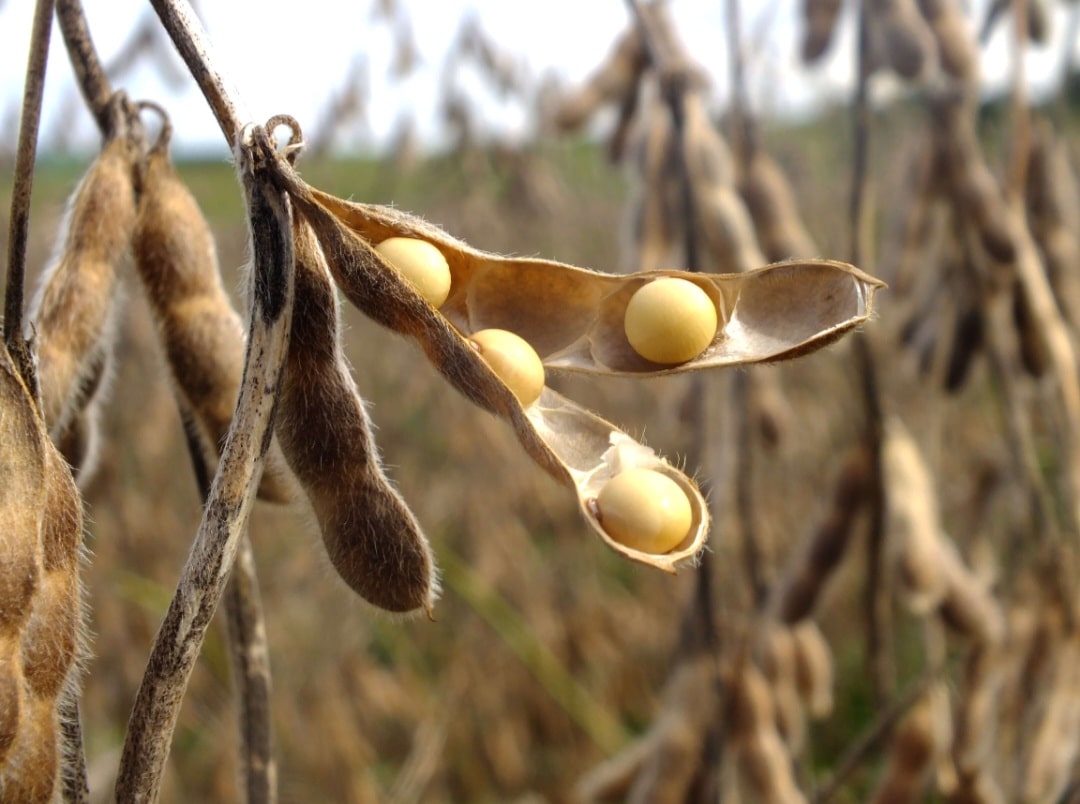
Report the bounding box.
[4,0,56,392]
[179,412,277,804]
[811,669,938,803]
[850,0,894,707]
[147,0,248,146]
[55,0,113,132]
[116,124,294,802]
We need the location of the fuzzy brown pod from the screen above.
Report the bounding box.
[919,0,979,83]
[133,115,295,504]
[737,149,819,264]
[308,186,881,376]
[29,97,138,441]
[791,621,834,719]
[883,417,950,614]
[276,181,711,570]
[276,215,437,613]
[551,26,646,133]
[802,0,845,62]
[870,682,950,803]
[771,443,872,624]
[870,0,936,80]
[1022,636,1080,803]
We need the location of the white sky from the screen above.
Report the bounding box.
[0,0,1074,157]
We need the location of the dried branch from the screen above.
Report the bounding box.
[5,0,56,391]
[55,0,113,132]
[115,123,294,801]
[147,0,248,147]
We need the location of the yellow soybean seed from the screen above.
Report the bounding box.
[624,277,718,364]
[596,468,692,554]
[375,237,452,307]
[469,328,545,407]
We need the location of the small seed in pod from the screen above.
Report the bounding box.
[469,328,545,407]
[375,236,452,307]
[624,277,718,364]
[595,468,692,554]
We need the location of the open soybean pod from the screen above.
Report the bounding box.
[308,187,883,377]
[132,109,295,503]
[277,179,709,571]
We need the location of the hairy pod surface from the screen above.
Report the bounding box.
[737,150,819,264]
[277,215,436,614]
[133,127,295,504]
[30,119,138,440]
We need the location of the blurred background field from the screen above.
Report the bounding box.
[5,1,1080,801]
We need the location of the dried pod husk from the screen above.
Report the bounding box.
[0,349,47,639]
[802,0,845,63]
[982,0,1050,44]
[1011,278,1048,378]
[883,417,949,614]
[935,120,1016,265]
[0,636,18,766]
[275,214,436,614]
[759,627,807,754]
[737,149,819,264]
[29,100,138,440]
[305,187,881,377]
[552,25,646,132]
[771,443,872,623]
[0,344,83,804]
[871,683,949,803]
[791,620,834,718]
[1022,636,1080,803]
[727,662,807,804]
[577,654,719,803]
[882,134,948,294]
[0,694,58,803]
[919,0,979,83]
[623,110,683,273]
[748,369,794,449]
[943,294,984,393]
[952,644,1006,781]
[277,174,870,568]
[1025,121,1080,334]
[871,0,936,80]
[133,122,295,504]
[936,541,1005,646]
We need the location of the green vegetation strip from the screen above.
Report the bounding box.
[437,544,629,755]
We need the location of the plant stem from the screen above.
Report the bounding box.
[116,125,294,802]
[55,0,113,132]
[4,0,56,390]
[147,0,248,146]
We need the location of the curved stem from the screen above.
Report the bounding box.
[116,126,293,802]
[147,0,248,146]
[55,0,113,132]
[5,0,56,390]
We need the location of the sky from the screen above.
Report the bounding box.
[0,0,1075,157]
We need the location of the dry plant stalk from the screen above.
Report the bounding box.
[27,95,138,442]
[132,106,295,504]
[116,123,295,802]
[0,342,85,803]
